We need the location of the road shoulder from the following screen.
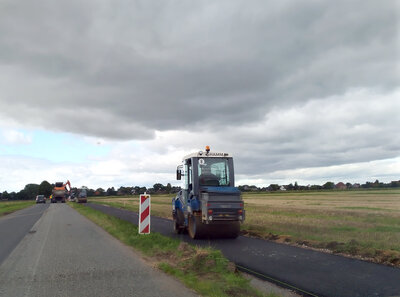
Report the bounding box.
[0,204,199,297]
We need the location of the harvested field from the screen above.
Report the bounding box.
[240,189,400,265]
[89,189,400,265]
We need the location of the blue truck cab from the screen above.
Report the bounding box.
[172,146,245,239]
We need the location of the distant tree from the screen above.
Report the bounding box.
[119,186,134,195]
[238,185,247,192]
[362,181,373,189]
[268,184,280,191]
[371,179,384,188]
[16,189,29,200]
[38,181,52,197]
[117,186,127,195]
[323,182,335,190]
[106,187,116,196]
[153,183,165,192]
[8,192,16,200]
[390,181,400,188]
[171,186,181,193]
[125,187,134,195]
[286,183,294,191]
[24,184,39,199]
[95,188,105,196]
[294,181,299,190]
[87,189,95,197]
[247,185,259,191]
[310,185,322,190]
[166,183,172,194]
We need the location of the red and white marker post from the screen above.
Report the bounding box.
[139,193,151,234]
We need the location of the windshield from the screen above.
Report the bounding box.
[198,158,230,187]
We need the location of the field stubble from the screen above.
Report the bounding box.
[90,189,400,266]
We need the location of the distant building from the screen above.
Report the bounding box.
[352,183,361,189]
[279,186,286,191]
[335,182,346,190]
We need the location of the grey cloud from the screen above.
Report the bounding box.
[0,0,398,182]
[0,0,397,138]
[144,91,400,178]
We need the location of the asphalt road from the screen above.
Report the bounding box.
[0,203,49,265]
[88,203,400,297]
[0,204,198,297]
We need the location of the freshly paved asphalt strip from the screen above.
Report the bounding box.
[0,204,198,297]
[88,203,400,297]
[0,203,50,265]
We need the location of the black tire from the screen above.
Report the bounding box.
[188,215,205,239]
[173,219,183,234]
[174,209,185,234]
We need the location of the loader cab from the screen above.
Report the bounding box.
[176,151,235,201]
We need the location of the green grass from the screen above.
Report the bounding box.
[0,201,35,217]
[91,200,138,211]
[69,202,277,297]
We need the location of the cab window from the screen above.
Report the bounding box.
[198,158,230,186]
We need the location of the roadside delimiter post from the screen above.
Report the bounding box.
[139,193,151,234]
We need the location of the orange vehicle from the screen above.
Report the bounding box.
[51,180,71,203]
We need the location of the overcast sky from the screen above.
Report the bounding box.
[0,0,399,192]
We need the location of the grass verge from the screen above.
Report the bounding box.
[0,201,35,217]
[88,189,400,267]
[69,202,278,297]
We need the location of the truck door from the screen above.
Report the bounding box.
[182,160,193,204]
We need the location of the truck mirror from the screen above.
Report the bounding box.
[177,170,182,180]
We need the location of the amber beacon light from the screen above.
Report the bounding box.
[205,146,210,153]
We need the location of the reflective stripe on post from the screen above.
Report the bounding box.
[139,194,151,234]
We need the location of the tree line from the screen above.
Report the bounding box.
[238,179,400,192]
[0,181,181,201]
[1,179,399,201]
[1,181,54,201]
